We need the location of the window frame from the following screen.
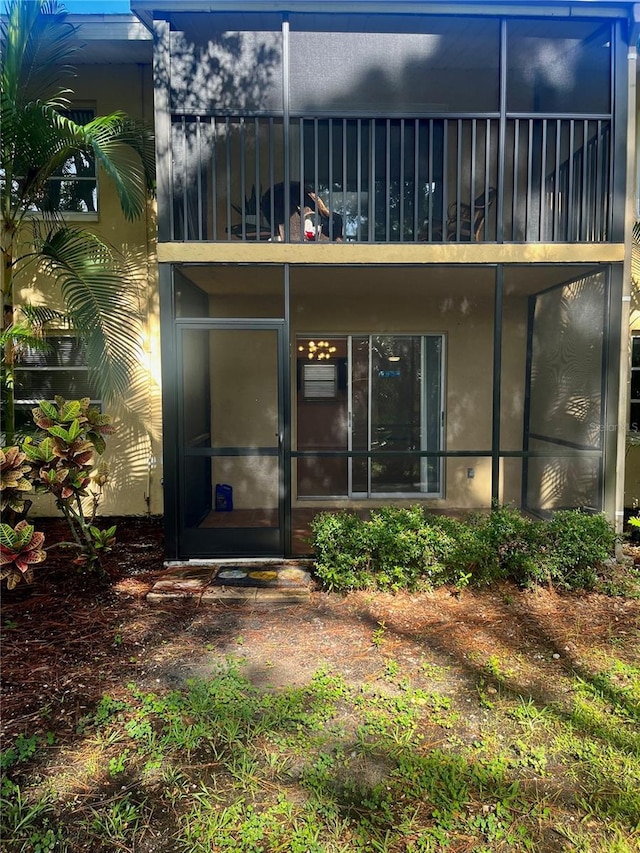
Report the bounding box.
[25,104,99,221]
[12,333,102,435]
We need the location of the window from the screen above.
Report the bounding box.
[12,335,100,434]
[296,334,444,498]
[302,363,338,400]
[630,336,640,432]
[35,108,98,215]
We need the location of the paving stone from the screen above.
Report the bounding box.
[147,561,312,603]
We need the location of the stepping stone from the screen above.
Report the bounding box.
[146,561,312,603]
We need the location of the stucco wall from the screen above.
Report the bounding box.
[14,63,162,518]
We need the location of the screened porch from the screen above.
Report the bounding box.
[161,262,620,558]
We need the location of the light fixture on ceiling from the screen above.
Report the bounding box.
[298,340,337,361]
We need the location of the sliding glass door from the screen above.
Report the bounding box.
[296,334,444,498]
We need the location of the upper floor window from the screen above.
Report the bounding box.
[32,108,98,215]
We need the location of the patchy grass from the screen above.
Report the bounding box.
[2,649,639,852]
[2,517,639,852]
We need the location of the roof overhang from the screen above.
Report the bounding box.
[64,14,152,64]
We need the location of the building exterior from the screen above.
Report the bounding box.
[8,12,163,521]
[11,1,640,561]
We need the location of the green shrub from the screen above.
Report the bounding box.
[543,510,617,590]
[367,506,455,591]
[311,505,617,593]
[311,511,371,591]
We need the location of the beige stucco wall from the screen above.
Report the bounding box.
[14,63,162,518]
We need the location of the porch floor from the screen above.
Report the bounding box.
[199,507,372,555]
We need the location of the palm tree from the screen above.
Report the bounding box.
[1,0,155,443]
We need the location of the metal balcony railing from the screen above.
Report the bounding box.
[170,114,612,244]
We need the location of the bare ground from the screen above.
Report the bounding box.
[2,516,639,746]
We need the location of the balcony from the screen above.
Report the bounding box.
[170,114,612,244]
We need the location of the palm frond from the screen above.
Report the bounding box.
[38,227,143,402]
[83,113,156,219]
[1,1,77,112]
[0,321,53,358]
[19,304,70,329]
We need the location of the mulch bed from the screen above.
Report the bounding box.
[2,516,639,749]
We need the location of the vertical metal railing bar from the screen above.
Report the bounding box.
[357,119,362,242]
[369,121,375,242]
[605,121,612,239]
[254,117,261,241]
[455,119,462,240]
[385,119,391,241]
[595,119,604,240]
[282,15,290,243]
[181,116,188,240]
[428,119,434,241]
[497,19,507,245]
[313,117,319,243]
[485,119,492,240]
[413,119,420,241]
[399,119,405,241]
[581,119,589,241]
[342,119,348,242]
[196,117,203,240]
[328,117,334,241]
[568,120,575,241]
[471,119,477,240]
[168,123,175,240]
[239,118,247,241]
[225,117,232,242]
[442,120,448,242]
[526,119,533,241]
[295,119,302,241]
[316,118,320,240]
[512,120,519,242]
[211,117,218,241]
[553,119,561,241]
[268,117,275,240]
[540,119,548,241]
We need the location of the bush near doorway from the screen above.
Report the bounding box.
[311,504,618,593]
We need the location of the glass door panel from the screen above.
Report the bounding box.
[295,334,444,500]
[180,324,284,556]
[296,336,348,497]
[370,335,422,494]
[351,336,369,494]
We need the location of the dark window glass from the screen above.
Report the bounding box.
[38,108,97,213]
[13,337,100,411]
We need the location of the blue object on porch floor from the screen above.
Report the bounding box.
[215,483,233,511]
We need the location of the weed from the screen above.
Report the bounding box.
[372,620,386,647]
[87,794,144,843]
